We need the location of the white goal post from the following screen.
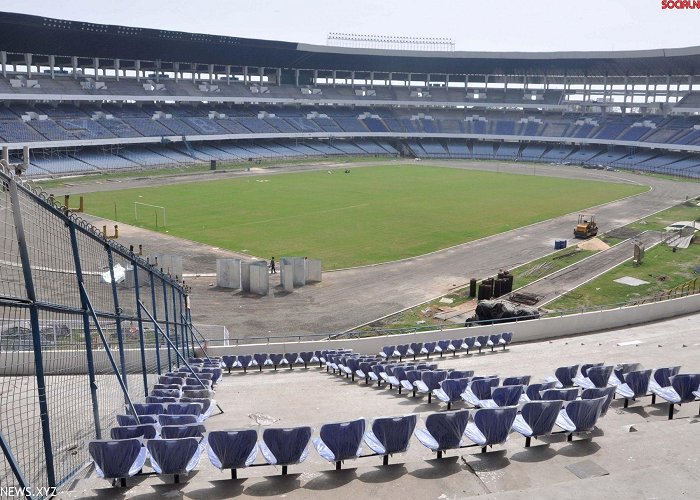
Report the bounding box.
[134,202,167,227]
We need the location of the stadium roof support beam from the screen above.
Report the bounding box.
[24,53,31,78]
[0,51,5,78]
[135,59,141,82]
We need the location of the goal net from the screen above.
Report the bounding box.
[134,201,167,228]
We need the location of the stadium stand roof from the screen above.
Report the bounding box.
[2,11,700,76]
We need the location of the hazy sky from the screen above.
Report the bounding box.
[3,0,699,52]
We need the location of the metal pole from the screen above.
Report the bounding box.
[149,270,162,374]
[106,245,129,394]
[179,291,189,357]
[132,264,150,397]
[171,285,180,355]
[68,223,103,440]
[0,428,30,493]
[8,176,56,488]
[78,282,140,424]
[161,282,173,370]
[137,301,209,390]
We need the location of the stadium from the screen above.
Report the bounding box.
[0,7,699,499]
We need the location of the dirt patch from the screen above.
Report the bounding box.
[576,237,611,251]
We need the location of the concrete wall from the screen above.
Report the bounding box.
[291,257,306,287]
[249,262,270,296]
[280,259,294,292]
[216,258,241,289]
[151,254,183,280]
[306,259,322,283]
[206,292,700,356]
[4,293,698,375]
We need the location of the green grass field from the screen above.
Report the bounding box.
[82,165,647,269]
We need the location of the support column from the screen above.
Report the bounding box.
[25,53,32,78]
[277,67,281,86]
[135,59,141,82]
[295,69,299,87]
[132,265,150,397]
[72,56,78,79]
[244,66,248,84]
[48,55,55,79]
[114,59,120,81]
[93,57,99,81]
[209,64,214,84]
[173,62,179,83]
[225,65,231,85]
[0,51,6,78]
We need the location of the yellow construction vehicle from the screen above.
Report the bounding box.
[574,214,598,239]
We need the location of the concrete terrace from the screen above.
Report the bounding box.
[65,311,700,498]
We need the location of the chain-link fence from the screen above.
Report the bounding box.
[0,164,197,495]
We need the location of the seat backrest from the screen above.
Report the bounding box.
[450,339,462,349]
[405,370,422,383]
[161,423,206,439]
[526,381,557,401]
[269,353,284,364]
[554,365,579,388]
[424,410,470,450]
[501,332,513,344]
[410,342,423,353]
[503,375,531,386]
[565,397,606,431]
[476,335,489,345]
[284,353,298,363]
[613,362,643,383]
[299,352,314,363]
[159,376,185,386]
[371,415,417,454]
[151,388,181,398]
[423,342,437,352]
[221,355,236,368]
[489,334,502,344]
[89,439,142,479]
[520,400,563,436]
[262,427,312,465]
[448,370,475,379]
[110,424,157,440]
[586,365,614,388]
[319,419,366,461]
[473,406,518,445]
[581,386,616,416]
[182,389,213,399]
[253,353,269,365]
[624,369,652,397]
[372,364,386,375]
[437,340,450,350]
[393,367,409,381]
[396,344,409,356]
[463,337,476,348]
[440,378,470,401]
[133,403,164,416]
[147,437,200,474]
[580,363,604,378]
[159,414,198,426]
[491,385,524,407]
[541,387,579,401]
[382,346,395,357]
[653,366,681,388]
[208,429,258,469]
[671,373,700,402]
[166,402,203,416]
[470,378,500,401]
[422,370,448,390]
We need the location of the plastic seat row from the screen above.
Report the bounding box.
[379,333,513,361]
[221,350,352,373]
[91,399,607,487]
[546,362,700,419]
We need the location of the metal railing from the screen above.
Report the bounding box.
[0,164,195,496]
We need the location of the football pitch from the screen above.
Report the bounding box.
[82,165,647,269]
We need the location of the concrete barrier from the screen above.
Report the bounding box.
[216,258,241,289]
[242,260,269,295]
[306,259,322,283]
[280,258,294,292]
[150,254,183,280]
[206,292,700,356]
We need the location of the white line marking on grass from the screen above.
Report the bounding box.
[229,204,370,227]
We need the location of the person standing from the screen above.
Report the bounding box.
[270,256,276,274]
